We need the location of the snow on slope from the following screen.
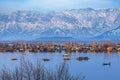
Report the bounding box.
[0,8,120,40]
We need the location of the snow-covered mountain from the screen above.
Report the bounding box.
[0,8,120,41]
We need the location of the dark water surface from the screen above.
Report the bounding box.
[0,52,120,80]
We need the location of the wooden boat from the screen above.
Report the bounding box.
[11,48,14,52]
[56,47,61,52]
[76,56,89,61]
[102,62,111,66]
[47,47,55,52]
[107,47,113,53]
[78,47,82,53]
[83,48,88,53]
[65,47,71,53]
[42,58,50,61]
[0,48,6,52]
[28,48,33,52]
[33,48,38,53]
[90,47,94,52]
[98,47,104,52]
[63,54,70,60]
[71,47,76,52]
[40,47,45,52]
[95,47,99,52]
[19,48,24,52]
[117,48,120,52]
[11,58,18,60]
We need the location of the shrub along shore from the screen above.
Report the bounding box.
[0,59,85,80]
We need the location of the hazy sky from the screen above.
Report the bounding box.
[0,0,120,12]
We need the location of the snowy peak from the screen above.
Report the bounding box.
[0,8,120,40]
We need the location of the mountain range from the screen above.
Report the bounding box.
[0,8,120,41]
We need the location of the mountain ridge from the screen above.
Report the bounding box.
[0,8,120,41]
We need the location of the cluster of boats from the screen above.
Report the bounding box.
[0,41,119,53]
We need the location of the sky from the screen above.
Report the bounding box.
[0,0,120,12]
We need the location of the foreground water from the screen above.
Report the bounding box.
[0,52,120,80]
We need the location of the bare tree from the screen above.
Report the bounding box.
[0,59,85,80]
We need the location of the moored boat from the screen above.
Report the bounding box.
[107,47,113,53]
[63,53,70,60]
[11,58,18,60]
[78,47,82,53]
[42,58,50,61]
[76,56,89,61]
[117,48,120,52]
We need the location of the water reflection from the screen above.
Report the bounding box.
[0,52,120,80]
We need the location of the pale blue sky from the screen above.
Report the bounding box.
[0,0,120,12]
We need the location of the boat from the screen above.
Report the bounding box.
[33,48,38,53]
[28,48,33,52]
[76,56,89,61]
[90,47,94,52]
[107,47,113,53]
[102,62,111,66]
[117,48,120,52]
[19,48,24,52]
[42,58,50,61]
[78,47,82,53]
[71,47,76,52]
[11,58,18,60]
[83,48,88,53]
[63,54,70,60]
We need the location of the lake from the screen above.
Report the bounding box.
[0,52,120,80]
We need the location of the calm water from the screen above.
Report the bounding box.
[0,52,120,80]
